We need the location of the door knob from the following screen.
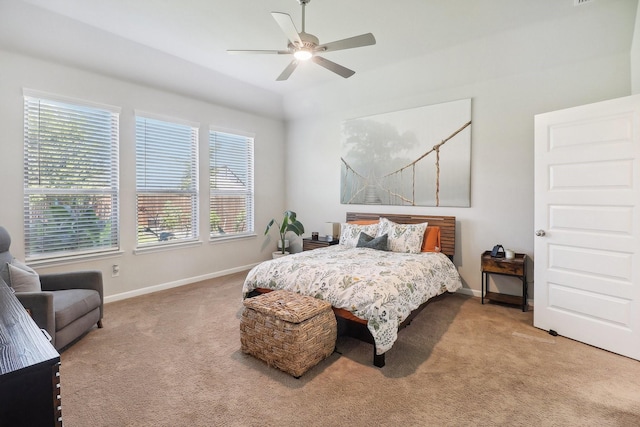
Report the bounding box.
[535,229,546,237]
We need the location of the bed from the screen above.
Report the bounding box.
[242,212,462,367]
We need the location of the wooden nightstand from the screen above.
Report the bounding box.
[481,251,528,311]
[303,237,339,251]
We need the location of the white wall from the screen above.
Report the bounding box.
[283,26,633,298]
[0,50,286,301]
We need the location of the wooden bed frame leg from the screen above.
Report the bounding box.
[373,348,385,368]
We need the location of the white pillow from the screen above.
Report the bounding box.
[7,262,41,292]
[377,217,428,254]
[339,222,380,248]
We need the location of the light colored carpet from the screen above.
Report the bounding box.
[60,271,640,426]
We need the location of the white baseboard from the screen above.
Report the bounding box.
[104,263,259,304]
[456,287,479,298]
[455,287,534,307]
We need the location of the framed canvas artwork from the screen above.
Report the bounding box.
[341,98,471,207]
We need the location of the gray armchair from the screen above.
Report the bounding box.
[0,227,103,351]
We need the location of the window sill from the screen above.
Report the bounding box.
[134,239,203,255]
[28,250,125,268]
[209,233,257,244]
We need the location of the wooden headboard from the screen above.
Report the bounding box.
[346,212,456,258]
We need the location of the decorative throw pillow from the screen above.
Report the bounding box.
[339,222,380,248]
[356,232,388,251]
[421,226,442,252]
[377,217,428,254]
[7,262,41,292]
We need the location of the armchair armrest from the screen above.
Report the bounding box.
[40,270,104,319]
[15,291,56,343]
[40,270,103,293]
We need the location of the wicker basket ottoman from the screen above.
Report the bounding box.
[240,290,337,378]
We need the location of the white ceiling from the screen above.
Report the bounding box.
[1,0,637,102]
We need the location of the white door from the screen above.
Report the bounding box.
[534,94,640,361]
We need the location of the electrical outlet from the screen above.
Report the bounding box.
[112,264,120,277]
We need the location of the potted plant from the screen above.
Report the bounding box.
[265,210,305,258]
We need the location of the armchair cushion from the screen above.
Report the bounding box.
[40,271,104,321]
[53,289,101,330]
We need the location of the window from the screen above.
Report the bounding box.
[136,115,198,247]
[209,130,254,239]
[23,93,120,260]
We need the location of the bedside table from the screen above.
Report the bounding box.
[481,251,528,311]
[303,237,339,251]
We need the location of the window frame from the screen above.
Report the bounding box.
[22,90,121,262]
[208,127,255,241]
[135,112,200,249]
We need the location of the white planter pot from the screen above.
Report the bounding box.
[277,239,290,250]
[272,251,290,259]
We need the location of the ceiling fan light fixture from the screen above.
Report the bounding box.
[293,49,313,60]
[227,0,376,80]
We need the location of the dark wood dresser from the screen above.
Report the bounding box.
[0,281,62,427]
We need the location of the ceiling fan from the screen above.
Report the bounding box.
[227,0,376,81]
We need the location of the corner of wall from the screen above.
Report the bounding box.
[632,1,640,94]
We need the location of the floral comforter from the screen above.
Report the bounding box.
[242,245,462,354]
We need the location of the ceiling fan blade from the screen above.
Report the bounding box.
[276,59,299,81]
[227,49,290,55]
[311,56,355,78]
[318,33,376,53]
[271,12,302,47]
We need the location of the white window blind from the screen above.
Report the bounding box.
[209,130,254,238]
[136,116,198,246]
[23,95,120,260]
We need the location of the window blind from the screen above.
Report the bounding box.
[23,95,120,259]
[136,116,199,246]
[209,130,254,238]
